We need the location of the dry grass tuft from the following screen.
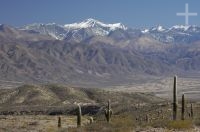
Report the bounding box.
[167,120,193,130]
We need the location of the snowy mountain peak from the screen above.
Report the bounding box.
[170,25,191,31]
[82,18,101,26]
[141,29,149,33]
[64,18,127,31]
[20,19,128,41]
[157,25,165,32]
[24,22,62,27]
[150,25,166,32]
[20,19,200,44]
[169,25,200,33]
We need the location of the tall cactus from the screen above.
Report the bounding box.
[173,76,178,120]
[58,116,61,128]
[181,94,185,120]
[105,100,112,122]
[77,104,82,127]
[191,103,193,119]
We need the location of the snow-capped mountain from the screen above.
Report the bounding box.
[64,18,127,35]
[150,25,166,32]
[21,18,127,41]
[170,25,200,32]
[1,22,200,84]
[142,25,200,44]
[22,23,67,40]
[21,19,200,44]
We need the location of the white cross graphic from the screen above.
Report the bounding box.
[176,3,198,26]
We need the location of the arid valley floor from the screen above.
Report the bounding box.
[0,76,200,132]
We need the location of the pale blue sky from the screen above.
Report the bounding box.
[0,0,200,28]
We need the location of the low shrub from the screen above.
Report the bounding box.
[167,120,193,130]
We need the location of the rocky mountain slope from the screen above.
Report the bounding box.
[0,19,200,86]
[0,84,164,114]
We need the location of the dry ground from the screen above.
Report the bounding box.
[0,115,89,132]
[0,115,200,132]
[107,77,200,101]
[0,76,200,131]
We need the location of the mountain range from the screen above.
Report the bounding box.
[21,18,200,44]
[0,18,200,87]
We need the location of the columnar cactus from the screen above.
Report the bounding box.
[173,76,178,120]
[181,94,185,120]
[191,103,193,119]
[105,100,112,122]
[77,104,82,127]
[58,116,61,128]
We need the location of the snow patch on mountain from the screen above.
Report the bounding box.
[171,25,191,31]
[157,26,165,32]
[21,18,127,40]
[64,18,127,36]
[21,23,69,40]
[20,19,200,44]
[150,25,166,32]
[64,18,127,31]
[142,29,149,33]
